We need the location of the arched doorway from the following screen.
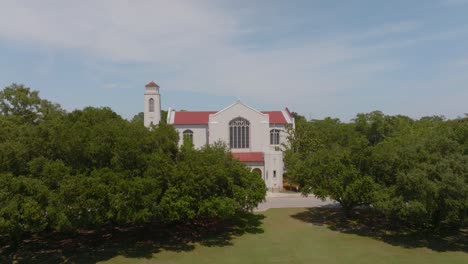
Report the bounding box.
[252,168,262,179]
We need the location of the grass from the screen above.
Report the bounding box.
[3,208,467,263]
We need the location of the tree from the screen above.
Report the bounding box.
[0,175,50,245]
[158,143,266,222]
[0,84,268,244]
[0,83,63,123]
[131,112,144,124]
[286,111,467,227]
[286,118,376,214]
[372,120,468,228]
[131,110,168,125]
[354,111,412,146]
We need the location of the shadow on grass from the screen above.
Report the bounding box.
[291,207,467,253]
[0,211,265,263]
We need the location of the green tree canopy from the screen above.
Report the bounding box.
[286,111,467,228]
[0,84,267,244]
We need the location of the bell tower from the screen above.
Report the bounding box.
[144,81,161,127]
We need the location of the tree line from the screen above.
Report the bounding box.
[0,84,266,244]
[285,111,467,229]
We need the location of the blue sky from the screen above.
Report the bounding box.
[0,0,467,120]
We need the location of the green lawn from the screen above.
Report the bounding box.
[4,207,466,263]
[99,208,467,264]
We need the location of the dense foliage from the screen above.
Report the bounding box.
[0,84,266,244]
[286,111,467,229]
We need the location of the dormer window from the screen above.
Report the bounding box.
[229,117,250,148]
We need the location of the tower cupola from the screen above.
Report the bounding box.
[144,81,161,127]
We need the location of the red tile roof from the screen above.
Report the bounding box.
[145,81,159,87]
[173,111,217,125]
[172,111,288,125]
[261,111,287,124]
[232,152,264,162]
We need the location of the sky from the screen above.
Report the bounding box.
[0,0,467,121]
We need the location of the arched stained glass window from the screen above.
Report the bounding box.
[229,117,250,148]
[149,98,155,112]
[270,129,280,145]
[183,129,193,142]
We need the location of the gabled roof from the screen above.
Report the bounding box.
[285,107,293,119]
[170,110,289,125]
[212,101,267,118]
[232,152,264,162]
[262,111,287,124]
[167,101,293,125]
[173,111,217,125]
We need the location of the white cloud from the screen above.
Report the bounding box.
[0,0,466,118]
[0,0,239,62]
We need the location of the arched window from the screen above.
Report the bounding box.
[229,117,250,148]
[183,129,193,142]
[252,168,262,177]
[149,98,155,112]
[270,129,280,145]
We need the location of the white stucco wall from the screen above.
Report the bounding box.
[208,102,270,152]
[167,101,291,192]
[268,124,288,151]
[144,87,161,127]
[174,125,208,149]
[264,152,284,192]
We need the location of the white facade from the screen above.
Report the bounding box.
[144,82,294,192]
[175,125,209,147]
[208,103,270,151]
[144,81,161,127]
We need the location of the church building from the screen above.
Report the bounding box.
[144,81,295,192]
